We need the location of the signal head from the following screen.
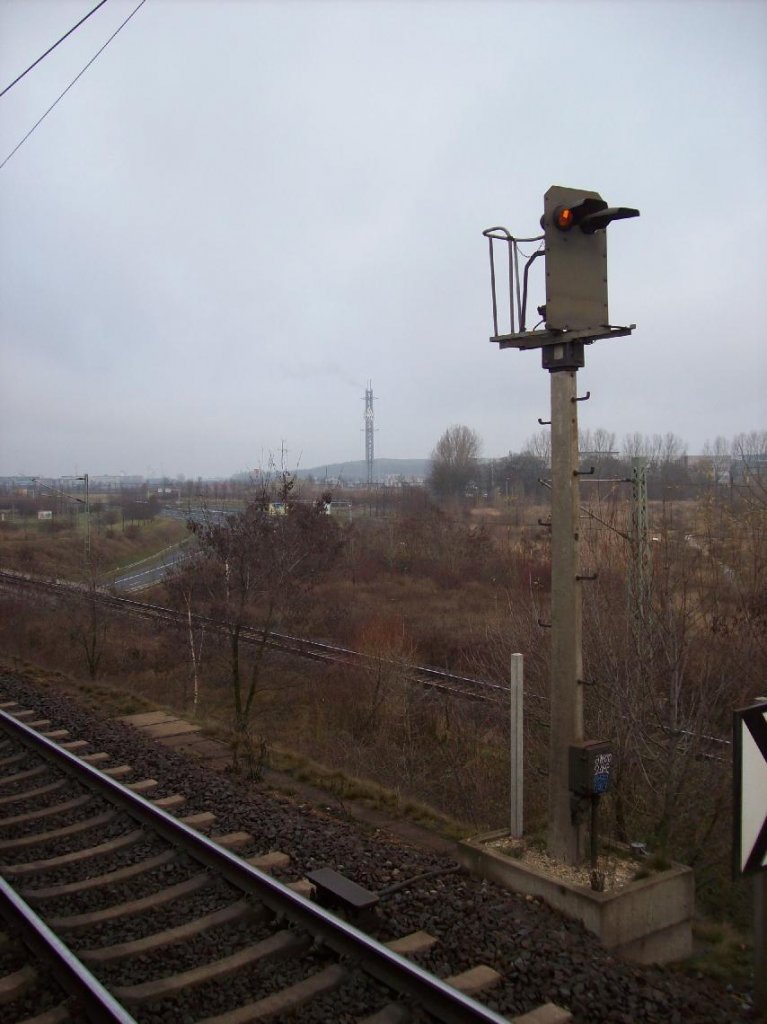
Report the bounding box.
[542,186,639,334]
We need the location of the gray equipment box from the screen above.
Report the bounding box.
[569,740,614,796]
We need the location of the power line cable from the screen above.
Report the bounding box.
[0,0,111,100]
[0,0,147,172]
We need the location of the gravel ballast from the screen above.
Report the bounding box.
[0,671,756,1024]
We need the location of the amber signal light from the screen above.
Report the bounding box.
[554,206,575,231]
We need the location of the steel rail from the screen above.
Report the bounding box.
[0,877,138,1024]
[0,710,509,1024]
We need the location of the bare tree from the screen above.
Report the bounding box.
[428,425,482,499]
[70,587,108,680]
[165,560,209,711]
[621,431,687,467]
[69,531,110,681]
[621,431,648,460]
[524,428,552,466]
[588,427,617,454]
[493,450,548,500]
[732,430,767,508]
[656,431,687,465]
[581,499,762,872]
[188,476,342,774]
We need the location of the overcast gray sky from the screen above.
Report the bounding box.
[1,0,765,479]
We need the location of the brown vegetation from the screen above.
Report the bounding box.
[0,464,764,926]
[0,514,187,581]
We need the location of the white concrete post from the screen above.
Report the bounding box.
[510,652,524,838]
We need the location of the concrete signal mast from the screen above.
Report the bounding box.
[483,186,639,865]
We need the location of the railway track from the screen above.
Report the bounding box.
[0,569,511,705]
[0,704,538,1024]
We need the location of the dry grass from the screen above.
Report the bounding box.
[1,487,764,929]
[0,517,188,580]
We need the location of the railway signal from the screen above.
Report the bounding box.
[482,186,639,865]
[542,186,639,335]
[484,185,639,360]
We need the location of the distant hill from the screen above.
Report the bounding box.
[294,458,429,483]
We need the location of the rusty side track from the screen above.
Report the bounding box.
[0,569,509,705]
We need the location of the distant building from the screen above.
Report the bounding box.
[91,475,144,489]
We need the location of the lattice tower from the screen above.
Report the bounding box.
[364,382,374,486]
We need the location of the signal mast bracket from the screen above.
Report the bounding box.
[492,323,636,351]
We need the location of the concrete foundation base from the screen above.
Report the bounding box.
[457,831,693,965]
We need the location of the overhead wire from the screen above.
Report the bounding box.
[0,0,111,100]
[0,0,147,172]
